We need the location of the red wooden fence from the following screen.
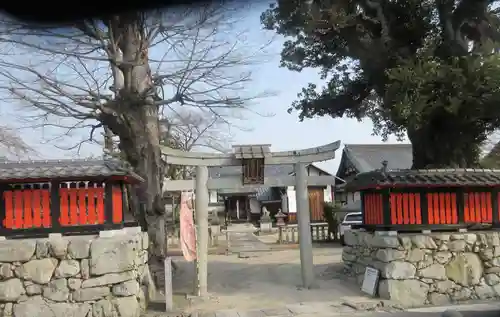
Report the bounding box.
[2,182,123,230]
[364,192,383,225]
[389,193,423,225]
[427,192,458,225]
[363,191,495,226]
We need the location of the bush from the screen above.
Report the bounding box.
[323,202,341,241]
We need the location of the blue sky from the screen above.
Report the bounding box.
[198,2,407,173]
[0,2,407,174]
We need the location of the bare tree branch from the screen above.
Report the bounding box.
[0,3,274,257]
[0,125,36,158]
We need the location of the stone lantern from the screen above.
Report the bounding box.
[275,209,287,244]
[275,209,287,227]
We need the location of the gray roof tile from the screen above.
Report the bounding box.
[346,169,500,191]
[344,144,413,172]
[232,144,271,159]
[0,159,143,183]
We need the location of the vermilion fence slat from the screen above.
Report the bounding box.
[96,188,105,224]
[60,188,69,225]
[14,191,23,229]
[41,190,51,227]
[22,190,33,228]
[112,186,123,224]
[87,188,97,224]
[439,193,445,224]
[68,189,78,225]
[32,189,42,227]
[78,189,88,225]
[415,194,422,224]
[3,191,13,229]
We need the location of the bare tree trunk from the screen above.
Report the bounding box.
[104,104,165,258]
[104,126,114,153]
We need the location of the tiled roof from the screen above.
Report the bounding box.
[0,159,143,183]
[345,169,500,191]
[343,144,413,173]
[232,144,271,159]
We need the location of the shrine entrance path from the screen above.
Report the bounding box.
[170,245,367,313]
[225,223,270,254]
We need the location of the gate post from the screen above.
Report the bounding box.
[195,165,209,297]
[295,162,315,289]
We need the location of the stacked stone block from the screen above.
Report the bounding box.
[0,231,149,317]
[343,230,500,307]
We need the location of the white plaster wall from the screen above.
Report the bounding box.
[281,193,288,213]
[346,192,360,203]
[324,185,332,202]
[249,197,261,214]
[287,186,297,214]
[354,192,360,201]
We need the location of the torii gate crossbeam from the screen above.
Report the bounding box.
[161,141,341,296]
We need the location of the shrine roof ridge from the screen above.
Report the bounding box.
[0,158,143,183]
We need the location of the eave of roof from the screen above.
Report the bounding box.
[345,168,500,191]
[0,159,144,184]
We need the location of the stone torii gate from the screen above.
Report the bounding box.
[161,141,340,296]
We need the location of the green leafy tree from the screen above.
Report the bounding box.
[262,0,500,168]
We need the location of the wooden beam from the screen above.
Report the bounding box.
[163,175,336,192]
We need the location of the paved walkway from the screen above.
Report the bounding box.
[223,223,270,254]
[227,231,270,254]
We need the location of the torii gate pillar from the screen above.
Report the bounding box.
[295,163,315,288]
[195,166,209,296]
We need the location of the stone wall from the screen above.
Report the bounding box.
[343,230,500,307]
[0,229,150,317]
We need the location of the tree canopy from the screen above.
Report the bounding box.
[262,0,500,168]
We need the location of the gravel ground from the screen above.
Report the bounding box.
[170,246,368,313]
